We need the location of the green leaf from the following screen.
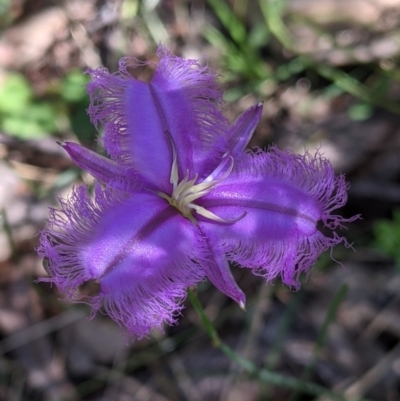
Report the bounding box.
[0,73,32,113]
[207,0,247,46]
[348,103,373,121]
[69,101,97,145]
[374,209,400,271]
[61,70,89,103]
[1,102,58,139]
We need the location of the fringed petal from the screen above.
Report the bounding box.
[38,185,204,338]
[87,62,172,191]
[151,46,229,176]
[86,45,229,189]
[199,147,360,287]
[38,183,125,294]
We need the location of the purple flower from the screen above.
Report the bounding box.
[38,46,358,338]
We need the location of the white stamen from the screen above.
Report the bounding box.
[158,133,244,224]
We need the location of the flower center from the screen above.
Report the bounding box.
[157,131,244,224]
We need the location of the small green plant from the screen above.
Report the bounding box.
[374,209,400,269]
[0,73,59,139]
[0,70,96,142]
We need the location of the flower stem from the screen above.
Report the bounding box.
[188,288,221,347]
[188,288,371,401]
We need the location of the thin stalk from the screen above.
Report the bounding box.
[288,284,348,401]
[188,289,372,401]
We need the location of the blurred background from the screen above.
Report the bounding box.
[0,0,400,400]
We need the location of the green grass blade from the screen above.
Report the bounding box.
[259,0,400,114]
[207,0,247,46]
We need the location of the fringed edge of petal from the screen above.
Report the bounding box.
[86,58,152,166]
[235,146,361,226]
[154,46,229,151]
[225,229,354,289]
[38,182,206,339]
[227,146,360,287]
[91,257,204,339]
[86,46,230,170]
[37,183,127,296]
